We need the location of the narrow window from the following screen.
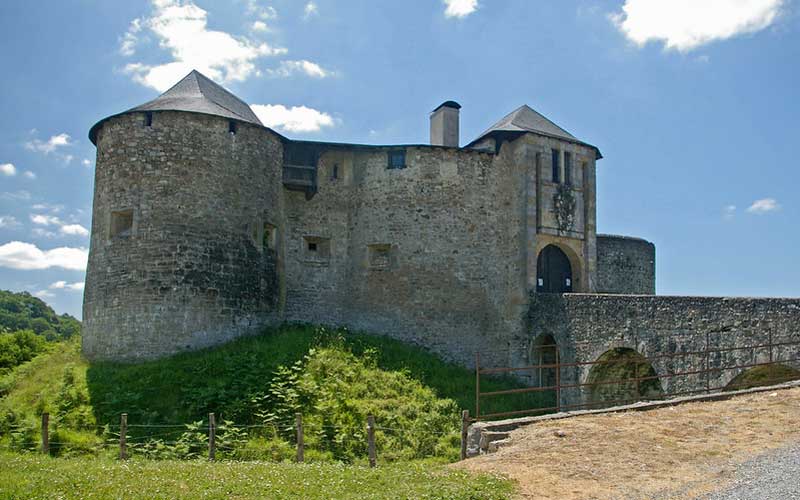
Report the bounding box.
[109,209,134,239]
[144,112,153,127]
[388,150,406,170]
[263,223,277,250]
[302,236,331,262]
[331,164,339,180]
[368,244,392,270]
[551,149,560,183]
[564,152,572,186]
[308,242,318,252]
[229,120,237,134]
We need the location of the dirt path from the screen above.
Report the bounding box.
[457,387,800,500]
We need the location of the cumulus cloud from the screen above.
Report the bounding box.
[23,171,36,179]
[60,224,90,237]
[268,60,333,78]
[304,2,318,19]
[0,216,20,228]
[119,18,142,56]
[121,0,287,92]
[610,0,785,52]
[24,133,72,155]
[0,163,16,176]
[251,104,335,133]
[251,20,269,32]
[245,0,277,20]
[49,280,85,292]
[34,290,55,299]
[444,0,479,18]
[30,214,62,226]
[0,241,88,271]
[746,198,780,214]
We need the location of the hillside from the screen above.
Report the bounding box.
[0,324,551,462]
[0,290,80,341]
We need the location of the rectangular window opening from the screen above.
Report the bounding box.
[551,149,560,183]
[263,223,277,250]
[229,120,237,134]
[331,164,339,180]
[564,152,572,186]
[302,236,331,262]
[388,150,406,170]
[109,209,134,239]
[368,244,392,270]
[144,112,153,127]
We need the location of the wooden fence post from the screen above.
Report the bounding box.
[119,413,128,460]
[295,413,304,463]
[41,413,49,455]
[460,410,470,461]
[367,415,376,468]
[208,413,216,461]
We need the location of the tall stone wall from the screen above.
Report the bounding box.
[83,111,284,361]
[596,234,655,294]
[282,144,530,367]
[527,293,800,406]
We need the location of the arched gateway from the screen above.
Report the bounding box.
[536,245,573,293]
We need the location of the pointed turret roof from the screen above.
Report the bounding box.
[467,105,601,159]
[89,70,264,144]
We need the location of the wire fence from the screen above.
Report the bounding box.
[474,332,800,421]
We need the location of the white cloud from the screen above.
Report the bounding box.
[245,0,277,20]
[0,241,88,271]
[24,133,72,155]
[746,198,781,214]
[31,214,62,226]
[304,2,318,19]
[31,203,64,213]
[0,163,16,176]
[119,18,142,56]
[268,60,332,78]
[610,0,785,52]
[0,191,31,202]
[49,280,85,292]
[82,159,92,167]
[444,0,478,18]
[23,171,36,179]
[251,104,335,133]
[34,290,55,299]
[0,216,20,228]
[122,0,287,92]
[251,20,268,32]
[60,224,90,237]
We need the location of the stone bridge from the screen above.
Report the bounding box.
[523,293,800,409]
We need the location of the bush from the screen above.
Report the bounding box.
[0,330,46,372]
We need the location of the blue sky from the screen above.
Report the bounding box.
[0,0,798,318]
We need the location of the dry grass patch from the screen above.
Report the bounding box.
[458,386,800,500]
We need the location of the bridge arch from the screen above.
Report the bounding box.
[585,347,664,406]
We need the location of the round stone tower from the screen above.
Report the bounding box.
[83,70,284,361]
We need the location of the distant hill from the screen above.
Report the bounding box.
[0,290,81,341]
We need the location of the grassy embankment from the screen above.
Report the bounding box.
[0,324,552,462]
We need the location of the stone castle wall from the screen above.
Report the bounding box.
[527,293,800,406]
[83,111,284,361]
[596,234,655,294]
[282,144,530,367]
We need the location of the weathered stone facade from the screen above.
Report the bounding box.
[528,293,800,406]
[596,234,655,294]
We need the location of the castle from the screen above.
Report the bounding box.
[83,71,799,405]
[82,70,652,363]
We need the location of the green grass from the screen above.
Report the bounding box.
[0,452,514,500]
[1,325,551,461]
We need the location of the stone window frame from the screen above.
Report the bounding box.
[367,243,393,270]
[551,149,560,183]
[108,208,135,240]
[301,235,331,265]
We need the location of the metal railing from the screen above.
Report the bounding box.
[474,332,800,421]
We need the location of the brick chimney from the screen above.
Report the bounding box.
[430,101,461,148]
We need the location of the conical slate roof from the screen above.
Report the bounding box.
[468,105,601,158]
[89,70,263,144]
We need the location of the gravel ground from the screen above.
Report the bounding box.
[702,442,800,500]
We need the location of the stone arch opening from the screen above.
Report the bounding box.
[586,347,664,406]
[530,334,558,389]
[536,244,574,293]
[724,364,800,392]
